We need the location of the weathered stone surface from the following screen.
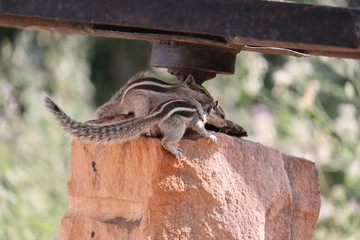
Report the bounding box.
[59,133,320,240]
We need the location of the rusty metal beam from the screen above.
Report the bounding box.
[0,0,359,82]
[0,0,358,59]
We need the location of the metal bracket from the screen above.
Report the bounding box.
[150,41,239,83]
[0,0,359,81]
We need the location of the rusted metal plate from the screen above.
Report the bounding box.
[0,0,359,59]
[150,41,239,80]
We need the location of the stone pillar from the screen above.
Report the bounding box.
[59,133,320,240]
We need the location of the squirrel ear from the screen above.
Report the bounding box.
[184,75,195,85]
[202,101,213,113]
[214,100,219,108]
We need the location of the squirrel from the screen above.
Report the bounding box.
[44,95,218,159]
[94,75,213,122]
[94,74,247,137]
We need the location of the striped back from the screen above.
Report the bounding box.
[150,99,197,121]
[121,77,176,102]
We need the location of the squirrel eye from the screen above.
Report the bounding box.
[200,89,206,94]
[221,114,225,119]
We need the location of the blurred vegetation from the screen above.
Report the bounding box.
[0,11,359,240]
[0,29,94,240]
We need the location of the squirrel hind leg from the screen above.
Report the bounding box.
[160,117,186,159]
[94,102,119,119]
[125,94,150,118]
[162,144,184,159]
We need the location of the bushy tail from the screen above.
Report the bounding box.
[43,95,155,143]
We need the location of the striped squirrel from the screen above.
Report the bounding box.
[44,96,218,159]
[94,74,247,137]
[94,75,213,122]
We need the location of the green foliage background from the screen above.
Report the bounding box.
[0,25,359,240]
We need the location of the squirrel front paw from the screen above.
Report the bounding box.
[200,111,208,122]
[208,134,218,143]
